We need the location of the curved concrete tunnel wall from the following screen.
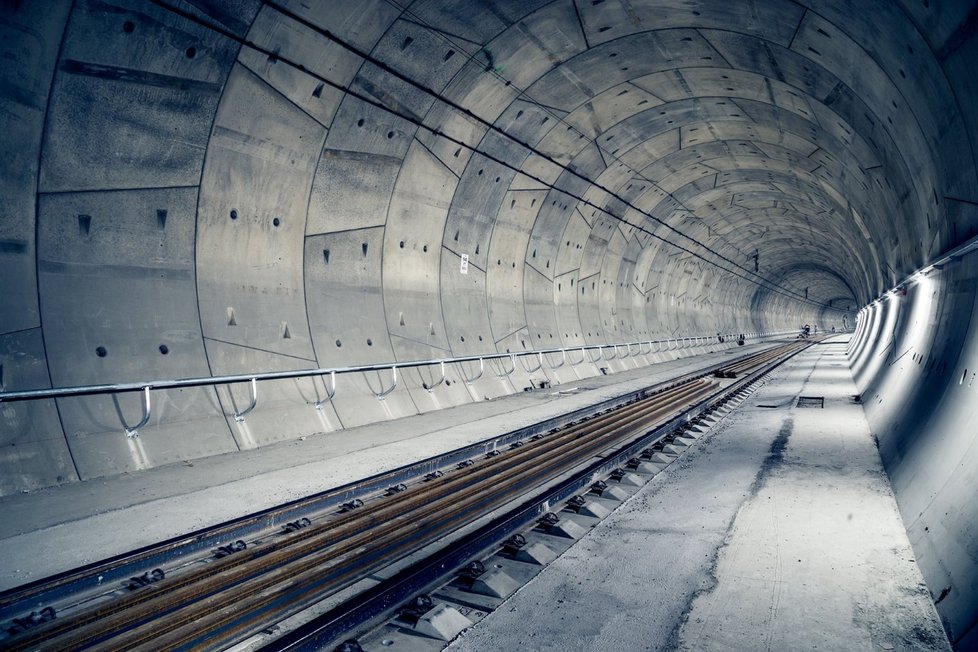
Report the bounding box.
[1,0,977,643]
[849,254,978,648]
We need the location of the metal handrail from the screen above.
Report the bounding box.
[0,331,796,434]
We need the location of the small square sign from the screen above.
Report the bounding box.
[460,253,469,274]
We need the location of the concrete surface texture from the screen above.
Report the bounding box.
[1,0,977,646]
[450,340,950,651]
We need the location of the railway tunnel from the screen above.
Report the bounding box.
[1,0,977,649]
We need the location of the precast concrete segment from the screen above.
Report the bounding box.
[448,339,948,652]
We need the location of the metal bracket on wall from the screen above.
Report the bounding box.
[123,386,152,438]
[461,358,485,385]
[546,350,566,370]
[569,347,588,368]
[375,367,398,400]
[523,352,544,373]
[313,371,337,409]
[494,354,517,378]
[233,378,258,422]
[423,361,447,391]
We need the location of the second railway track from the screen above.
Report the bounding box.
[1,339,815,651]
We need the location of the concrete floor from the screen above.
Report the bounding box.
[0,343,763,592]
[449,337,950,652]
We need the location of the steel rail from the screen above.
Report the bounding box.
[267,340,816,650]
[2,342,807,651]
[117,383,719,651]
[8,380,714,651]
[0,341,787,620]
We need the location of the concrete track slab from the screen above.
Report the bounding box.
[448,337,949,652]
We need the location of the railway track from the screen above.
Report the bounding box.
[2,339,814,651]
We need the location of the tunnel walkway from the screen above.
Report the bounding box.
[448,337,950,652]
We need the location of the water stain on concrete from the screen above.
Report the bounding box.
[665,415,795,649]
[747,416,794,499]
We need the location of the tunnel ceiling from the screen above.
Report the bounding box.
[3,0,978,388]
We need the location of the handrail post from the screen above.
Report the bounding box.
[494,354,517,378]
[123,386,152,438]
[424,361,447,390]
[314,371,336,409]
[569,347,587,367]
[234,378,258,422]
[546,349,567,370]
[463,358,485,385]
[524,352,544,373]
[376,366,398,400]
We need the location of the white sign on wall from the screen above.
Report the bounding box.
[460,253,469,274]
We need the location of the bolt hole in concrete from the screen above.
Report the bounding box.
[159,344,169,355]
[95,346,107,358]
